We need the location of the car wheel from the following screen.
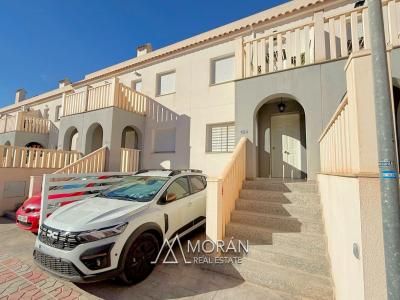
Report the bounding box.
[119,233,159,285]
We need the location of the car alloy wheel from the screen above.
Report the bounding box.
[119,233,159,284]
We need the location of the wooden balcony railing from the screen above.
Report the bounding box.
[63,78,147,117]
[0,112,53,134]
[54,146,107,174]
[206,137,247,241]
[237,0,400,79]
[120,148,140,172]
[319,96,356,174]
[0,145,81,169]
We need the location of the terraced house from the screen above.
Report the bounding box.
[1,0,399,299]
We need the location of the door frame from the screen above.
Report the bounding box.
[270,112,301,179]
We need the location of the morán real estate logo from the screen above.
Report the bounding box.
[151,236,249,265]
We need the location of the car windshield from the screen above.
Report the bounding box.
[98,176,168,202]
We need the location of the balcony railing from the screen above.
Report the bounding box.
[0,145,81,169]
[0,112,53,134]
[237,0,400,79]
[63,78,147,117]
[120,148,140,172]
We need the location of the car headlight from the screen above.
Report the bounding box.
[76,223,128,243]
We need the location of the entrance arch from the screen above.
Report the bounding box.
[63,127,79,151]
[25,142,44,149]
[85,123,103,154]
[256,97,307,179]
[121,126,138,149]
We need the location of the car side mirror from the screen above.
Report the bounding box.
[165,192,177,202]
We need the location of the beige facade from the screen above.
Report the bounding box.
[1,1,400,299]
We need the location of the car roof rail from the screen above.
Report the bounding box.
[135,169,203,176]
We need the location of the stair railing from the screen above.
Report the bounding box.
[54,146,107,174]
[206,137,247,242]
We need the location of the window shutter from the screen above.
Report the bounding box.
[210,123,235,152]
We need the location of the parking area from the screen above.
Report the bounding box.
[0,217,273,300]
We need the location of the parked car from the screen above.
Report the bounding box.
[33,170,207,284]
[16,176,110,234]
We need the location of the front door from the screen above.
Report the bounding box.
[271,113,301,179]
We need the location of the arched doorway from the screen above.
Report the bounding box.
[121,126,138,149]
[64,127,79,151]
[25,142,44,149]
[85,123,103,154]
[4,141,10,146]
[256,97,307,179]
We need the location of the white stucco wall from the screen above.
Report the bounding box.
[318,174,387,300]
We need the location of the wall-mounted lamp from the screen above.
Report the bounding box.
[278,99,286,113]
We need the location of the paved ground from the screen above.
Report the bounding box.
[0,218,272,300]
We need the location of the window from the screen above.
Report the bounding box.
[190,176,207,193]
[157,71,176,96]
[132,80,142,92]
[166,177,190,201]
[207,123,235,152]
[55,105,62,121]
[153,128,176,153]
[211,55,235,84]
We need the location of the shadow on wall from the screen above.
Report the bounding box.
[143,99,191,170]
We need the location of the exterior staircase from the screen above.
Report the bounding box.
[205,178,334,300]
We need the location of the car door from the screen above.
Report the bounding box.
[188,175,207,223]
[159,176,191,239]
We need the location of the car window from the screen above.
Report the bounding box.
[99,176,169,202]
[190,176,206,193]
[166,177,190,201]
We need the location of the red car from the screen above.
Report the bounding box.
[16,176,111,234]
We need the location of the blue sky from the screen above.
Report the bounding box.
[0,0,286,107]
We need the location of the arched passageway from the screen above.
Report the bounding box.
[64,127,79,151]
[121,126,138,149]
[256,97,307,179]
[85,123,103,154]
[25,142,44,149]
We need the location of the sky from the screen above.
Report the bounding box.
[0,0,286,107]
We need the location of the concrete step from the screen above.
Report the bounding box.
[247,244,331,278]
[225,223,327,256]
[231,210,324,234]
[203,256,333,300]
[217,238,331,278]
[239,189,321,207]
[3,211,16,221]
[243,180,318,193]
[235,198,322,220]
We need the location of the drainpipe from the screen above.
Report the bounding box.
[367,1,400,299]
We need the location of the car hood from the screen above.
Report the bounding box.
[44,197,150,232]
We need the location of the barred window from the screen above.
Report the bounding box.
[207,123,235,152]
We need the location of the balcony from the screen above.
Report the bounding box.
[62,78,147,117]
[236,1,400,79]
[0,112,54,135]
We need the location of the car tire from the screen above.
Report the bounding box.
[118,232,159,285]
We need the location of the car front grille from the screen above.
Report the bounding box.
[34,250,80,277]
[38,225,81,250]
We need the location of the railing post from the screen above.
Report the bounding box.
[83,86,89,112]
[109,77,120,107]
[206,177,223,243]
[61,92,66,117]
[15,112,23,131]
[314,11,327,62]
[235,36,244,79]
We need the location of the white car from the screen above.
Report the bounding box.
[33,170,207,284]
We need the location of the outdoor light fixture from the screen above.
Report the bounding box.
[278,100,286,112]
